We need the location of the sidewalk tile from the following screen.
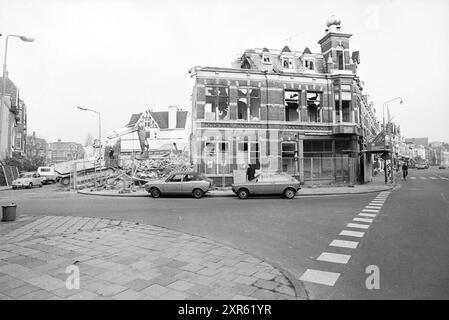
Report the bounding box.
[67,290,98,300]
[17,289,54,300]
[158,289,189,300]
[141,284,169,298]
[112,289,143,300]
[3,284,41,299]
[167,280,195,292]
[253,279,279,291]
[96,284,127,296]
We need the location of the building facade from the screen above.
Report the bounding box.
[25,132,47,159]
[189,17,377,186]
[46,139,84,164]
[107,105,191,158]
[0,76,27,160]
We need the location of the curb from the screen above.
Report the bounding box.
[78,185,394,198]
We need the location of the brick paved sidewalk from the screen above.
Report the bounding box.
[0,215,298,300]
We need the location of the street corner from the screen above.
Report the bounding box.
[0,214,300,300]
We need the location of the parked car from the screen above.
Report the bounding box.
[439,165,447,169]
[416,163,428,169]
[12,172,44,189]
[144,172,213,198]
[37,166,58,184]
[232,172,301,199]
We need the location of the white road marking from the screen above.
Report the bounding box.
[359,213,377,218]
[368,203,383,207]
[317,252,351,264]
[419,177,426,179]
[347,223,370,229]
[371,200,385,203]
[330,239,359,249]
[299,269,340,286]
[353,217,373,223]
[410,177,416,179]
[362,209,380,213]
[366,206,381,209]
[430,177,437,179]
[339,230,365,238]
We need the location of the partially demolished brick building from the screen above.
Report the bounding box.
[189,16,380,186]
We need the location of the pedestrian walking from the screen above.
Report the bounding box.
[402,162,408,180]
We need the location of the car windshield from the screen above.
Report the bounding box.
[254,173,291,182]
[39,168,51,172]
[19,173,33,178]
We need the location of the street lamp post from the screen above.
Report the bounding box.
[76,106,102,160]
[382,97,403,184]
[0,34,34,157]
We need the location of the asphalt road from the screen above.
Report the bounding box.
[1,167,448,299]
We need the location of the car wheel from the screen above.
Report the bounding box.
[39,183,43,188]
[237,188,249,199]
[284,188,296,199]
[12,186,17,190]
[150,188,161,198]
[28,183,33,189]
[192,188,204,199]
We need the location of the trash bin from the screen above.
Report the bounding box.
[2,203,17,222]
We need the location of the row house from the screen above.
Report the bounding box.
[0,76,27,159]
[46,139,84,164]
[107,105,191,158]
[189,16,376,186]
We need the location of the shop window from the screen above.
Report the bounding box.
[205,86,229,121]
[282,142,296,173]
[307,92,321,123]
[237,142,260,169]
[238,88,260,121]
[335,100,341,123]
[284,90,300,122]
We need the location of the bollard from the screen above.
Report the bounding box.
[2,203,17,222]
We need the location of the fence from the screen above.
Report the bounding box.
[0,163,19,186]
[68,159,117,190]
[201,156,358,187]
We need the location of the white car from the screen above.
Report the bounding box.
[37,166,57,184]
[12,172,44,189]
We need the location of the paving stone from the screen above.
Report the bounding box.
[96,284,127,297]
[141,284,169,298]
[17,289,54,300]
[274,284,296,297]
[167,280,195,292]
[112,289,143,300]
[148,275,176,287]
[158,289,189,300]
[233,275,257,286]
[254,271,276,281]
[253,279,279,291]
[251,288,279,300]
[3,284,41,299]
[180,263,204,272]
[231,295,257,300]
[124,278,153,292]
[0,278,28,291]
[67,290,99,300]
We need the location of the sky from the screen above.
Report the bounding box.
[1,0,448,144]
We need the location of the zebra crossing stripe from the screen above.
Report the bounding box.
[347,223,370,230]
[359,213,377,218]
[366,206,381,210]
[368,203,383,207]
[299,269,340,286]
[420,177,426,179]
[353,217,373,223]
[410,177,416,179]
[362,209,380,213]
[430,177,437,179]
[330,239,359,249]
[339,230,365,238]
[317,252,351,264]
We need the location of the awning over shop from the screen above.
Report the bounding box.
[366,131,391,154]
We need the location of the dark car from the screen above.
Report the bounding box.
[144,172,213,198]
[439,165,447,169]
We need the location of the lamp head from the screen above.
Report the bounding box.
[76,106,88,111]
[19,36,34,42]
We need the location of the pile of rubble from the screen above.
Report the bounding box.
[87,154,194,193]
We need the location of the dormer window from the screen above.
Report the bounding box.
[282,57,294,69]
[262,54,271,64]
[304,60,314,71]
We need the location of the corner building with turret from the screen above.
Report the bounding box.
[189,17,378,186]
